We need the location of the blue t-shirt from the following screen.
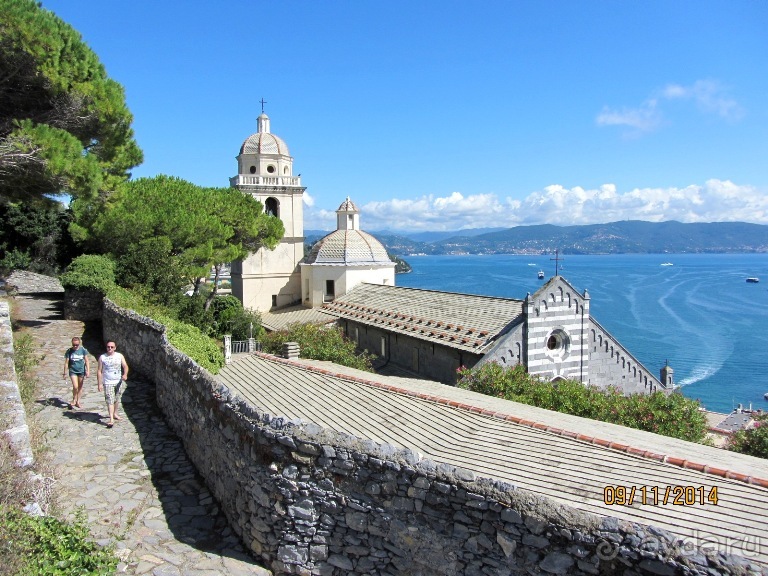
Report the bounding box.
[65,346,89,374]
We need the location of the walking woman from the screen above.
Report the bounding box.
[63,337,90,409]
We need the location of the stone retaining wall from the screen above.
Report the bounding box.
[103,298,764,576]
[0,295,34,468]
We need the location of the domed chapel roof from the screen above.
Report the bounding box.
[306,197,391,265]
[239,113,290,155]
[305,230,391,265]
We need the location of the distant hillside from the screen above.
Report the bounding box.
[376,227,507,243]
[436,221,768,255]
[306,222,768,256]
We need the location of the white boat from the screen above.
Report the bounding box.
[538,270,545,279]
[661,262,673,266]
[747,277,760,283]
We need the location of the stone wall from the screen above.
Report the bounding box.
[342,319,482,384]
[64,289,104,321]
[103,299,762,575]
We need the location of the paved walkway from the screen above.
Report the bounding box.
[6,272,270,576]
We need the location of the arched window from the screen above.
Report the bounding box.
[265,197,279,217]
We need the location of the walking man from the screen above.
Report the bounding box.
[63,337,89,409]
[97,340,128,428]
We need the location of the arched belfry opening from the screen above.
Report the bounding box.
[265,197,279,217]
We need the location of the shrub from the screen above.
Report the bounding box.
[0,507,117,576]
[262,323,373,372]
[174,294,261,341]
[59,254,115,293]
[175,294,215,336]
[165,319,224,374]
[457,363,708,443]
[728,414,768,458]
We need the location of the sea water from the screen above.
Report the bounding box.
[396,253,768,413]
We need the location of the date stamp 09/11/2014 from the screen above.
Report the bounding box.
[603,485,719,506]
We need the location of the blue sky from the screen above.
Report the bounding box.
[42,1,768,231]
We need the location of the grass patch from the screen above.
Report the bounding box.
[12,332,41,407]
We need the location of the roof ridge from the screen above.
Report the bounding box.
[350,283,525,303]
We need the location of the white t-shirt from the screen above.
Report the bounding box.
[100,352,125,384]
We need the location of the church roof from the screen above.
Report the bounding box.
[322,283,523,353]
[305,230,392,265]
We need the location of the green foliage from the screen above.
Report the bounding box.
[0,247,32,272]
[457,363,708,442]
[0,199,77,274]
[116,236,187,306]
[728,414,768,458]
[165,320,224,374]
[59,254,115,293]
[262,323,373,372]
[0,0,142,204]
[107,285,224,374]
[175,295,215,336]
[0,507,117,576]
[12,332,39,406]
[176,294,261,341]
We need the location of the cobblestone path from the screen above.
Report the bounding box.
[8,272,271,576]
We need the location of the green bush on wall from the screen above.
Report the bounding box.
[457,362,709,443]
[59,254,116,293]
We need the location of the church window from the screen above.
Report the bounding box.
[325,280,335,300]
[271,295,277,308]
[265,197,279,217]
[283,166,289,174]
[249,166,256,174]
[545,329,570,358]
[267,165,275,173]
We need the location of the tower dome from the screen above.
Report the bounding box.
[239,113,290,155]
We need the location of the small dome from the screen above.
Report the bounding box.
[306,230,391,265]
[337,197,359,213]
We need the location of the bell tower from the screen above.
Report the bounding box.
[230,105,305,311]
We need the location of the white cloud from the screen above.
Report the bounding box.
[302,191,315,207]
[303,180,767,231]
[596,100,662,134]
[597,79,743,136]
[662,80,743,120]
